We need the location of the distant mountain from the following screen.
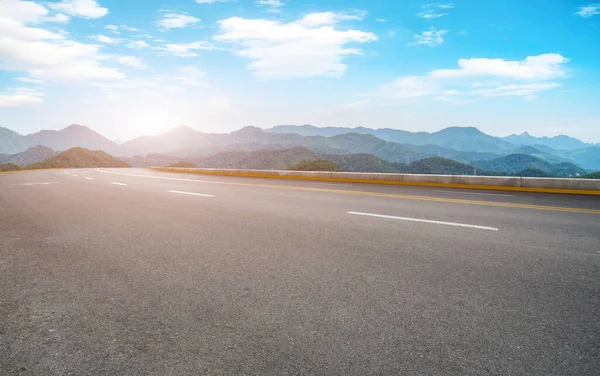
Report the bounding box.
[2,124,598,171]
[120,125,222,156]
[191,147,320,170]
[24,124,120,154]
[267,125,515,154]
[473,154,586,177]
[0,145,55,165]
[510,145,571,164]
[553,147,600,171]
[1,125,119,155]
[27,147,129,169]
[0,127,29,154]
[502,132,593,150]
[431,127,516,154]
[268,125,431,143]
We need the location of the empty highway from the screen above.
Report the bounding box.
[1,168,599,375]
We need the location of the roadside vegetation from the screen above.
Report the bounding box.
[167,161,197,168]
[0,163,21,172]
[289,160,341,172]
[0,147,129,172]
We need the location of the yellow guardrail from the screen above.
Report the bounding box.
[149,167,600,195]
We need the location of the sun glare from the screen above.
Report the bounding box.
[125,110,174,137]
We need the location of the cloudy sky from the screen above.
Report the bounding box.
[1,0,599,142]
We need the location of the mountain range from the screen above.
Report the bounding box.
[1,124,599,173]
[0,145,55,165]
[152,147,588,178]
[502,132,593,150]
[0,124,120,155]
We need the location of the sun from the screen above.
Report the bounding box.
[125,108,174,137]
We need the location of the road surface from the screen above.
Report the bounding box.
[1,168,599,375]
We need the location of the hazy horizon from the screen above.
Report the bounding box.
[4,122,600,145]
[1,0,600,142]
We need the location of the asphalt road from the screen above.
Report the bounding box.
[1,168,599,375]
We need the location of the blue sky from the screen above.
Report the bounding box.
[1,0,599,142]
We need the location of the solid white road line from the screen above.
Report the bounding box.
[10,182,60,186]
[434,190,513,197]
[72,174,78,177]
[110,182,127,186]
[85,177,94,180]
[168,190,214,197]
[348,211,499,231]
[97,169,215,181]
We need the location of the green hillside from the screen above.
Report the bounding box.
[0,163,21,172]
[27,147,129,169]
[136,146,593,179]
[191,147,319,170]
[516,168,558,178]
[327,154,400,173]
[473,154,586,177]
[289,160,341,172]
[401,157,492,175]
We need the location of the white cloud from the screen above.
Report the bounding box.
[340,99,370,108]
[112,56,147,70]
[90,66,209,99]
[46,13,70,23]
[0,0,48,22]
[105,24,139,34]
[0,1,124,82]
[126,40,150,49]
[169,65,208,86]
[121,25,139,31]
[105,24,119,33]
[49,0,108,19]
[0,17,65,40]
[157,41,216,57]
[409,28,448,47]
[214,13,377,79]
[0,87,44,107]
[416,3,454,19]
[373,53,569,102]
[375,18,386,23]
[91,34,120,44]
[15,77,45,84]
[257,0,284,13]
[575,4,600,17]
[158,13,200,29]
[295,11,366,27]
[430,53,569,80]
[196,0,234,3]
[378,76,440,100]
[470,83,560,98]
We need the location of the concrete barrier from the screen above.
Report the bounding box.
[149,167,600,195]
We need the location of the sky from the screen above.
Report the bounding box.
[0,0,599,142]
